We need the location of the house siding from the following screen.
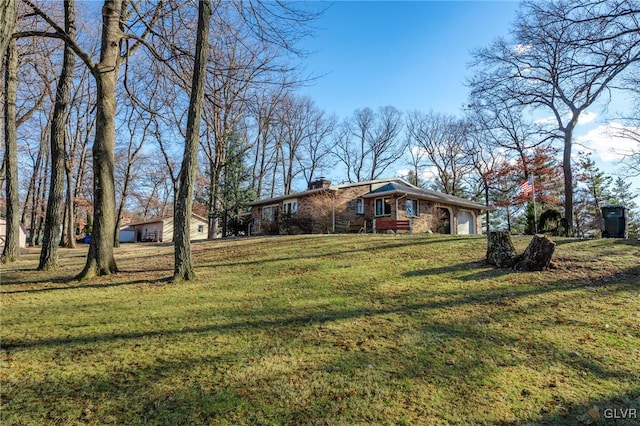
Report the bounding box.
[120,215,208,242]
[0,219,27,248]
[248,180,486,236]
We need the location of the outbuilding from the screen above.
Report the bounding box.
[0,218,27,249]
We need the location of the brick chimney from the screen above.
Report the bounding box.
[308,177,331,190]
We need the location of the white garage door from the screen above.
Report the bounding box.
[457,211,475,235]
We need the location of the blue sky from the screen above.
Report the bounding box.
[299,1,520,117]
[294,1,639,198]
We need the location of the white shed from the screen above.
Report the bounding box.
[0,218,27,249]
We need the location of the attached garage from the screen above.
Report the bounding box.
[457,211,476,235]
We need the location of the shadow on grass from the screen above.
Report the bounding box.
[3,235,638,424]
[552,237,640,249]
[196,235,484,270]
[3,286,638,425]
[402,260,512,280]
[1,235,481,290]
[1,275,173,294]
[5,262,637,351]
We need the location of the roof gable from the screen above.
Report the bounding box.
[363,182,489,210]
[249,177,416,207]
[121,213,208,228]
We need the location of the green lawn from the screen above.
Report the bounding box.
[1,235,639,425]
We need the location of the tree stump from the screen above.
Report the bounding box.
[513,234,556,271]
[486,231,517,268]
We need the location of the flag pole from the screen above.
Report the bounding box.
[531,176,537,234]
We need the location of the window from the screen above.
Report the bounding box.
[375,198,391,216]
[356,198,364,214]
[283,200,298,215]
[262,205,278,222]
[198,225,204,233]
[405,199,418,217]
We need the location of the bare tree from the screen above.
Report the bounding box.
[113,101,150,247]
[465,125,512,234]
[613,71,640,176]
[346,107,373,182]
[38,0,75,270]
[3,10,54,261]
[470,0,640,234]
[297,107,336,188]
[248,85,286,198]
[466,97,550,175]
[63,63,96,248]
[271,93,326,194]
[2,38,19,262]
[406,110,473,196]
[614,124,640,176]
[1,0,16,66]
[20,0,164,277]
[333,106,404,183]
[173,0,211,282]
[368,105,404,180]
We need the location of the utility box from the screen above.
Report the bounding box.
[601,205,627,239]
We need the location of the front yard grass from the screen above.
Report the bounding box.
[1,234,639,425]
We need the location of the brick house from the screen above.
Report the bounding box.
[248,178,489,235]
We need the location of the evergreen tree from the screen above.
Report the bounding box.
[574,152,612,236]
[220,131,255,237]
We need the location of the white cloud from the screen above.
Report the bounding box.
[575,122,640,163]
[534,115,556,125]
[534,111,598,126]
[577,111,598,125]
[513,44,532,55]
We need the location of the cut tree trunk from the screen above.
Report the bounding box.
[486,231,517,268]
[513,234,556,272]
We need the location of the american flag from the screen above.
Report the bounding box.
[519,177,534,196]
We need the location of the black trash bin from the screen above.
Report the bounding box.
[601,205,627,239]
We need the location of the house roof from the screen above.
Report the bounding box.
[361,181,490,210]
[247,187,333,207]
[248,178,412,207]
[248,177,490,211]
[0,218,28,233]
[120,213,208,228]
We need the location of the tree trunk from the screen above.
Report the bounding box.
[78,0,122,278]
[113,159,132,248]
[513,234,556,272]
[23,142,42,246]
[173,0,211,282]
[32,143,49,246]
[2,38,19,262]
[562,126,574,237]
[486,230,517,268]
[484,186,490,236]
[207,158,217,239]
[63,160,76,248]
[39,0,76,270]
[1,0,15,68]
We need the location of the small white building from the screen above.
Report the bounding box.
[0,218,27,249]
[119,214,209,243]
